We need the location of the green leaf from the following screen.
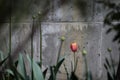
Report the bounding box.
[87,71,93,80]
[63,64,70,80]
[104,63,108,70]
[49,66,56,80]
[26,54,31,66]
[33,60,44,80]
[27,54,44,80]
[74,57,79,72]
[107,71,114,80]
[70,72,78,80]
[5,69,14,76]
[43,68,48,78]
[54,58,65,74]
[0,56,8,66]
[17,54,27,80]
[105,58,111,68]
[49,57,65,80]
[15,60,18,67]
[10,64,24,80]
[0,51,4,60]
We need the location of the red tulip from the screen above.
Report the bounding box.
[70,42,78,52]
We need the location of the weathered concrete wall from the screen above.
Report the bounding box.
[0,0,120,80]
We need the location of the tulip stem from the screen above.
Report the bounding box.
[31,17,35,80]
[9,21,11,55]
[74,52,76,72]
[38,13,42,68]
[109,51,115,77]
[57,40,63,64]
[84,55,88,80]
[40,22,42,68]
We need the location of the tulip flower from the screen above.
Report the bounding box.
[70,42,78,53]
[70,42,78,72]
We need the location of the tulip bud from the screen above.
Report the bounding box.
[32,15,36,19]
[60,36,65,41]
[82,49,87,55]
[107,48,112,52]
[38,11,41,15]
[70,42,78,52]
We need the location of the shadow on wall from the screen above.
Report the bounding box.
[74,0,87,17]
[0,0,50,24]
[97,0,120,80]
[0,0,88,23]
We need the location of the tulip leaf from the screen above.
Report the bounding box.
[17,54,27,80]
[70,72,78,80]
[43,68,48,78]
[0,56,8,66]
[49,57,65,80]
[104,63,108,70]
[0,51,4,60]
[64,64,70,80]
[105,58,111,68]
[33,60,44,80]
[87,71,93,80]
[107,71,114,80]
[5,69,14,76]
[74,57,79,72]
[49,66,56,80]
[27,54,44,80]
[54,58,65,74]
[15,60,18,67]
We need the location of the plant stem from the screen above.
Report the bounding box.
[38,14,42,68]
[74,52,75,72]
[31,18,34,80]
[40,23,42,68]
[116,54,120,80]
[109,52,115,78]
[56,40,63,64]
[64,64,70,80]
[9,1,12,55]
[9,21,11,56]
[84,55,88,80]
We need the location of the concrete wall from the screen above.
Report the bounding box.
[0,0,120,80]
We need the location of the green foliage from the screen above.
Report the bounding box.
[63,54,79,80]
[27,54,45,80]
[17,54,28,80]
[83,53,93,80]
[0,51,45,80]
[104,48,116,80]
[48,57,65,80]
[70,72,78,80]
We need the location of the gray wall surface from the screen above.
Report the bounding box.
[0,0,120,80]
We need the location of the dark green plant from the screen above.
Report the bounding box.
[48,36,65,80]
[48,57,65,80]
[104,48,116,80]
[97,1,120,80]
[63,42,79,80]
[0,50,46,80]
[82,50,92,80]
